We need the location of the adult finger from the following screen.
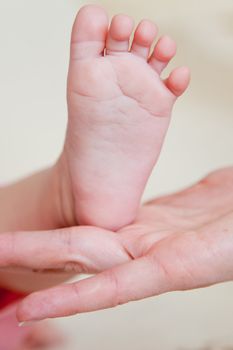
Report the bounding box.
[0,226,130,274]
[17,213,233,322]
[17,256,162,322]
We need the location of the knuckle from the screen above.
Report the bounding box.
[105,270,121,307]
[58,227,77,256]
[147,251,175,292]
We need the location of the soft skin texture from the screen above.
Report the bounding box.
[61,5,190,230]
[0,5,189,292]
[0,166,65,233]
[0,161,76,294]
[0,167,231,322]
[0,4,190,347]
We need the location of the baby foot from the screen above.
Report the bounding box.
[62,5,190,230]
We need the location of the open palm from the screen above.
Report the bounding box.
[1,167,233,322]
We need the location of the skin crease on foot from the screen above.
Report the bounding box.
[61,5,191,231]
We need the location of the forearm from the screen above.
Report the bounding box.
[0,157,75,233]
[0,167,60,232]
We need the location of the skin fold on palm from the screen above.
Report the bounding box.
[0,167,232,322]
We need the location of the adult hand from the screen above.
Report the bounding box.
[1,167,232,323]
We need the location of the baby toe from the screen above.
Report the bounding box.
[149,35,177,74]
[70,5,109,60]
[106,14,134,54]
[131,20,158,59]
[165,66,191,96]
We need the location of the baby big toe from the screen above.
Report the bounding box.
[70,5,109,60]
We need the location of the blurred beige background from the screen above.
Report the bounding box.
[0,0,233,349]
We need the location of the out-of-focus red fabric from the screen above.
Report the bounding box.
[0,289,30,350]
[0,288,25,310]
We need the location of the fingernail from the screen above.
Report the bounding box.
[18,320,40,327]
